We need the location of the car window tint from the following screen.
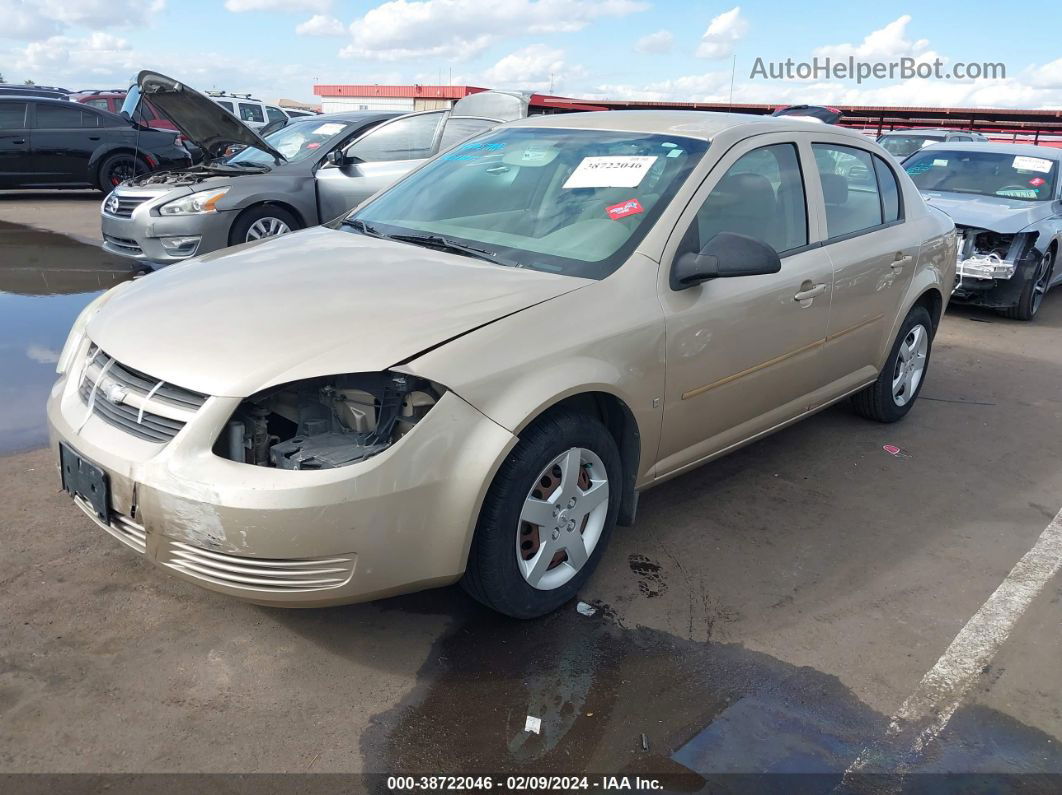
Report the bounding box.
[347,112,443,162]
[438,117,496,152]
[239,103,265,123]
[0,102,27,129]
[813,144,883,238]
[35,104,88,129]
[215,100,234,113]
[690,143,808,254]
[266,105,287,124]
[874,155,901,223]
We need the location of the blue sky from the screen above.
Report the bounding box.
[2,1,1061,109]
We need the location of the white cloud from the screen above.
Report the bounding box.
[696,6,747,59]
[1029,57,1062,89]
[295,14,345,36]
[634,30,673,55]
[25,344,60,365]
[483,44,579,91]
[341,0,647,61]
[0,0,165,39]
[814,15,929,60]
[225,0,330,11]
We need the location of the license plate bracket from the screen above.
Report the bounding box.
[59,442,110,521]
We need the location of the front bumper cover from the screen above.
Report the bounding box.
[47,351,517,607]
[101,193,235,265]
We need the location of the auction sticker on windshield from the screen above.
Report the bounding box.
[563,156,658,188]
[1013,155,1052,173]
[314,123,346,136]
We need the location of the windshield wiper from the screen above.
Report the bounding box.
[384,233,501,264]
[340,218,383,237]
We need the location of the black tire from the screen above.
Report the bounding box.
[1002,248,1055,321]
[96,153,147,191]
[461,408,622,619]
[228,205,300,246]
[851,305,934,423]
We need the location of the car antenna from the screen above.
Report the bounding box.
[131,88,144,186]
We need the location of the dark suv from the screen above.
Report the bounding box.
[0,96,191,191]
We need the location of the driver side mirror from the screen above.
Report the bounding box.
[670,232,782,291]
[326,149,362,167]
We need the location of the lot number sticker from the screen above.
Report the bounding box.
[563,156,658,188]
[1012,156,1052,173]
[313,123,346,136]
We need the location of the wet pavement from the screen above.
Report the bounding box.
[1,207,1060,790]
[0,221,141,453]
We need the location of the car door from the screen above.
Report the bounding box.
[315,110,446,221]
[809,139,918,396]
[0,101,31,187]
[29,102,103,184]
[655,134,834,475]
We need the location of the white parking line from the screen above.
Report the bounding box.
[838,505,1062,790]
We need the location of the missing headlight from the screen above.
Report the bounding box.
[217,372,442,470]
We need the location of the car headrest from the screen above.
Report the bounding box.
[821,173,848,205]
[716,172,776,208]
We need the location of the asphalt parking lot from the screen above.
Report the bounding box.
[1,194,1060,786]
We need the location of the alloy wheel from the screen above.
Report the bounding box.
[246,217,292,241]
[109,160,137,186]
[892,323,928,407]
[516,447,609,591]
[1031,251,1055,316]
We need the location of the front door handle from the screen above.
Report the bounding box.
[88,136,100,141]
[11,138,26,144]
[794,282,826,302]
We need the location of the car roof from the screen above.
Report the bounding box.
[508,109,868,142]
[918,141,1062,158]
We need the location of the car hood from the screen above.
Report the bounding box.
[135,70,285,163]
[86,226,590,397]
[919,191,1056,233]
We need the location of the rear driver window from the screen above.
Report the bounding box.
[813,144,883,238]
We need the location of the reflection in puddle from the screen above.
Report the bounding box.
[0,221,141,453]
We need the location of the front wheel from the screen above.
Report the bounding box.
[1002,248,1055,321]
[228,205,299,246]
[851,305,934,423]
[462,409,621,618]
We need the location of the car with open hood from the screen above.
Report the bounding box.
[51,111,954,618]
[101,71,501,264]
[903,142,1062,320]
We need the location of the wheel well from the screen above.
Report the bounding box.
[532,392,641,526]
[241,201,306,229]
[914,287,944,331]
[92,148,150,185]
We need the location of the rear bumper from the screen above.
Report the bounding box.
[46,360,517,607]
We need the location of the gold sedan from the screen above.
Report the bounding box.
[48,111,956,617]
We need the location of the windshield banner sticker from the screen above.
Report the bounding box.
[1012,155,1052,173]
[313,123,346,136]
[563,156,658,188]
[605,198,644,219]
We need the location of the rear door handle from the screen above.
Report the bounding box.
[794,282,826,302]
[12,138,26,144]
[88,136,100,141]
[891,254,913,270]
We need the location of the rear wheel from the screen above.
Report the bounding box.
[1003,248,1055,321]
[851,305,933,423]
[462,409,621,618]
[96,153,147,191]
[228,205,299,246]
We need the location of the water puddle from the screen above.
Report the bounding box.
[0,221,141,453]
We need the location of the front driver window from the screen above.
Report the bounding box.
[687,143,808,255]
[346,112,443,162]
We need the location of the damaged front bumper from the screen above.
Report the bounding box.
[46,343,517,607]
[951,227,1038,307]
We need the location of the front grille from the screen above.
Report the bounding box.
[104,194,151,218]
[163,542,355,592]
[103,233,143,255]
[78,346,208,443]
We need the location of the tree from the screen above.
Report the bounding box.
[24,79,36,85]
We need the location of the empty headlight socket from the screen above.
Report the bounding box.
[216,372,442,470]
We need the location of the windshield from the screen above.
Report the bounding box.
[879,134,943,157]
[343,127,708,279]
[904,149,1058,202]
[227,120,352,165]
